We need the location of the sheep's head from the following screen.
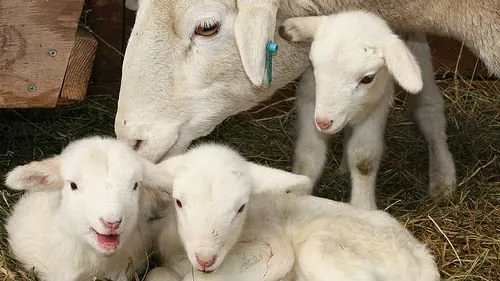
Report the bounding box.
[156,143,311,273]
[5,136,170,256]
[279,11,423,134]
[115,0,309,163]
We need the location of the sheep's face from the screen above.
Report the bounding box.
[310,39,392,133]
[170,149,252,273]
[57,139,147,256]
[279,12,424,134]
[157,144,312,273]
[5,136,170,257]
[115,0,308,163]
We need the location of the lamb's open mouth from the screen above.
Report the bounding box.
[90,228,120,249]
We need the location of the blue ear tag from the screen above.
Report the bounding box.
[265,41,278,87]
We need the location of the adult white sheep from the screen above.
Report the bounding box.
[275,11,453,210]
[114,0,500,202]
[146,143,440,281]
[5,136,170,281]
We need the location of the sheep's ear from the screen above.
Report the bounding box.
[248,163,313,195]
[384,38,423,94]
[5,156,63,191]
[234,0,278,86]
[278,16,322,42]
[141,159,173,196]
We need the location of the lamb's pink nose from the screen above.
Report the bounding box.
[100,218,122,231]
[315,117,333,130]
[196,254,217,270]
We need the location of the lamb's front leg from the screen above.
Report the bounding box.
[347,101,389,210]
[293,68,331,189]
[406,33,456,198]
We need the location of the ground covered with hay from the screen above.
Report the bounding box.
[0,79,498,281]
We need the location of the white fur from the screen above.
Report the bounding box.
[279,11,425,209]
[5,136,170,281]
[113,0,481,201]
[285,12,456,209]
[146,143,440,281]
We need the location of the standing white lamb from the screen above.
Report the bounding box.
[5,136,170,281]
[146,143,440,281]
[278,11,453,210]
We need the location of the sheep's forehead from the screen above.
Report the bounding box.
[148,0,235,19]
[311,12,393,68]
[60,139,142,185]
[173,146,252,204]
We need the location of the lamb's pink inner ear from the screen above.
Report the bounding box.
[5,156,63,191]
[28,174,49,185]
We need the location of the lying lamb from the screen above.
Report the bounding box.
[278,11,451,210]
[146,143,440,281]
[5,136,170,281]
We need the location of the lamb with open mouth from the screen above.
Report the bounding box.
[5,136,171,281]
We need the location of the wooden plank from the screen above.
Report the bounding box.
[0,0,85,108]
[59,29,98,103]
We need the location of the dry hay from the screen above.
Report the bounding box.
[0,77,498,281]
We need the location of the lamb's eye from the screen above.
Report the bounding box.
[133,182,139,191]
[70,182,78,191]
[176,199,183,208]
[194,21,220,37]
[360,74,375,84]
[237,204,246,213]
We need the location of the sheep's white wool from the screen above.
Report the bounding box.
[146,143,440,281]
[115,0,499,202]
[5,136,170,281]
[279,11,421,210]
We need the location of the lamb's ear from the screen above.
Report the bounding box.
[151,154,186,195]
[141,159,174,196]
[234,0,279,86]
[5,156,63,191]
[278,16,323,42]
[384,37,423,94]
[248,162,313,195]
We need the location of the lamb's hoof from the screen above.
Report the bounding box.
[429,181,456,201]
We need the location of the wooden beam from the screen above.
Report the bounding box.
[59,29,98,104]
[0,0,85,108]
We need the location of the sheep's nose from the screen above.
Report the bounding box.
[100,218,122,231]
[196,254,217,270]
[114,118,141,148]
[315,117,333,130]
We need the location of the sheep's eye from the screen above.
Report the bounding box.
[360,74,375,84]
[194,22,220,37]
[237,204,246,213]
[70,182,78,191]
[176,199,183,208]
[133,182,139,191]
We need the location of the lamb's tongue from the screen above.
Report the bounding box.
[97,233,120,248]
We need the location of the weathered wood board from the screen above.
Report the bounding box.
[59,29,98,103]
[0,0,85,108]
